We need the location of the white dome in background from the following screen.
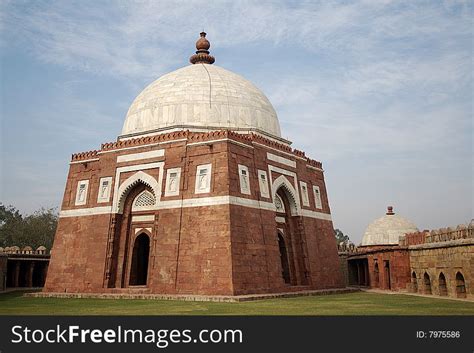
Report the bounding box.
[361,206,418,246]
[121,64,281,139]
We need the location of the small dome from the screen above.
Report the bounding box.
[361,206,418,246]
[0,247,4,252]
[37,246,46,251]
[121,64,281,139]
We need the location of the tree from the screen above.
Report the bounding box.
[334,228,350,244]
[0,204,58,249]
[0,204,24,247]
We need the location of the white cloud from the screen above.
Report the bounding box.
[1,0,471,238]
[3,1,471,80]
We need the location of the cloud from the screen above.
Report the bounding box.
[3,1,471,80]
[1,0,471,240]
[267,47,471,162]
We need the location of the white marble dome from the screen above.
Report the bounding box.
[361,207,418,246]
[121,64,281,139]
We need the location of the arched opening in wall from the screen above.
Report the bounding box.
[278,233,291,284]
[383,260,391,290]
[274,178,298,216]
[108,181,155,289]
[273,182,308,286]
[411,271,417,293]
[438,272,447,296]
[129,233,150,286]
[374,262,380,288]
[423,272,432,295]
[347,260,359,286]
[455,272,466,298]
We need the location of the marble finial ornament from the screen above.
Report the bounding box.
[190,32,215,64]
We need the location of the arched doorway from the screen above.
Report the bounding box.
[129,233,150,286]
[438,272,447,296]
[384,261,391,290]
[278,233,291,284]
[107,182,155,289]
[374,262,380,288]
[455,272,466,298]
[411,272,417,293]
[423,272,432,294]
[273,182,309,286]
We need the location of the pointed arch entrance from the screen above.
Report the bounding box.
[273,181,309,286]
[455,272,466,298]
[106,180,156,289]
[411,271,418,293]
[129,233,150,286]
[383,261,391,290]
[423,272,432,294]
[438,272,447,296]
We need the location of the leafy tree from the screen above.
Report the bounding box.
[0,204,58,249]
[0,204,23,247]
[334,228,350,244]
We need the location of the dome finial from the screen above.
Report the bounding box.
[190,31,215,65]
[386,206,394,215]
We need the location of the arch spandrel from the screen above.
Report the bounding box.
[113,171,161,214]
[271,175,301,216]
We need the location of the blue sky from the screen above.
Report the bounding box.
[0,0,472,243]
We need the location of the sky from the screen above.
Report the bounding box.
[0,0,472,244]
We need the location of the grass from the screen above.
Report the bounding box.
[0,291,473,316]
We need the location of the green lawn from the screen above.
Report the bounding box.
[0,291,473,315]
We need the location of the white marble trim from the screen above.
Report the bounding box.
[70,158,100,165]
[131,215,155,223]
[59,196,332,221]
[60,206,112,217]
[117,149,164,163]
[267,152,297,168]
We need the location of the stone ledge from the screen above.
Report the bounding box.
[25,288,358,303]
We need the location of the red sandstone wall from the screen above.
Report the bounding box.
[227,140,344,294]
[46,132,344,296]
[366,249,410,291]
[302,217,345,289]
[131,205,234,296]
[44,214,110,293]
[229,205,284,294]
